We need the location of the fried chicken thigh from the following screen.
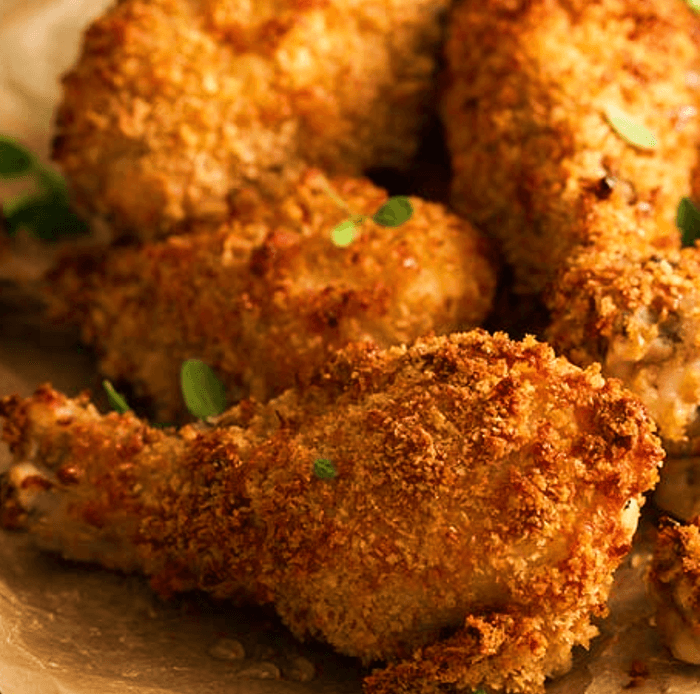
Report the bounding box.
[45,170,496,421]
[0,331,663,693]
[52,0,451,239]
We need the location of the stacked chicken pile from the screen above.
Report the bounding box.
[3,1,700,692]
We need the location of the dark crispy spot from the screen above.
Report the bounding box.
[19,475,52,492]
[584,176,616,200]
[51,133,67,159]
[82,501,107,528]
[0,472,26,530]
[418,352,459,377]
[57,465,82,485]
[624,659,650,689]
[249,245,270,277]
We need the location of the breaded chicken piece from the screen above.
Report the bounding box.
[648,517,700,665]
[44,169,496,421]
[0,331,663,694]
[441,0,700,294]
[546,240,700,519]
[52,0,451,240]
[546,244,700,448]
[442,0,700,455]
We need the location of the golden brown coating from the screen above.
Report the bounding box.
[52,0,450,239]
[546,244,700,447]
[648,517,700,665]
[441,0,700,294]
[0,331,663,693]
[45,169,496,421]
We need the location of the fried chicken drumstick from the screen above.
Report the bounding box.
[441,0,700,295]
[45,169,496,421]
[52,0,451,239]
[0,331,663,693]
[441,0,700,454]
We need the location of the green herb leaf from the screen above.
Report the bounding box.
[677,197,700,247]
[603,105,657,151]
[0,136,35,178]
[35,165,69,198]
[103,379,131,414]
[3,192,89,241]
[0,135,88,241]
[686,0,700,12]
[372,196,413,227]
[313,458,337,480]
[180,359,227,419]
[331,217,363,247]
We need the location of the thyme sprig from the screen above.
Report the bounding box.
[317,179,413,247]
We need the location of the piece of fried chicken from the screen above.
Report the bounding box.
[441,0,700,295]
[440,0,700,450]
[545,238,700,518]
[44,169,496,422]
[0,331,663,693]
[52,0,451,240]
[648,517,700,665]
[546,243,700,449]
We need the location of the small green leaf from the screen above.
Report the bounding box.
[39,204,90,241]
[3,193,89,241]
[686,0,700,12]
[2,191,36,220]
[180,359,227,419]
[373,196,413,227]
[0,136,35,177]
[313,458,337,480]
[331,216,363,247]
[677,197,700,247]
[603,105,657,151]
[35,165,69,198]
[103,379,131,414]
[0,135,88,242]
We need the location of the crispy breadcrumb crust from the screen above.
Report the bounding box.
[44,169,496,421]
[441,0,700,293]
[52,0,450,239]
[547,245,700,445]
[0,331,663,693]
[648,517,700,665]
